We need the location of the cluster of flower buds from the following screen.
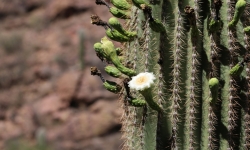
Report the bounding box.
[90,0,164,111]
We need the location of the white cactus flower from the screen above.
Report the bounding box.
[128,72,156,91]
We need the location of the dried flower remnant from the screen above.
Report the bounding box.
[91,15,112,29]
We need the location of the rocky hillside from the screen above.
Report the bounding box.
[0,0,122,149]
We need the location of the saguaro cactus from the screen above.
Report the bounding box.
[91,0,250,149]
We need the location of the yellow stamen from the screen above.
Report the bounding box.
[135,76,148,85]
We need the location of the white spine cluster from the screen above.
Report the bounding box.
[143,19,150,72]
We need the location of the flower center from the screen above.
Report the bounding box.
[135,76,148,85]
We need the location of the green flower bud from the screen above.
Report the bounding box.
[115,47,122,55]
[103,80,122,93]
[209,19,222,32]
[129,98,146,107]
[97,37,136,76]
[244,26,250,34]
[228,0,246,28]
[106,29,134,42]
[109,7,131,19]
[93,42,105,57]
[230,62,244,77]
[111,0,131,10]
[105,65,122,78]
[208,78,219,106]
[108,17,137,38]
[132,0,147,8]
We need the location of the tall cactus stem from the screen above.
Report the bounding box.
[121,7,143,150]
[124,11,142,150]
[170,6,185,149]
[187,36,200,150]
[132,10,140,70]
[184,3,202,149]
[120,79,140,150]
[121,104,138,150]
[202,1,222,148]
[209,35,221,77]
[226,0,242,149]
[208,106,218,149]
[243,10,250,148]
[207,0,222,150]
[208,33,221,149]
[244,65,250,149]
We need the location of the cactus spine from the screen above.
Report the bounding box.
[91,0,250,149]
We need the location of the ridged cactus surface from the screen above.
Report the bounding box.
[91,0,250,149]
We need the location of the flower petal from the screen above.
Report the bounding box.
[128,72,156,91]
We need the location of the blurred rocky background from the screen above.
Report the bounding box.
[0,0,123,149]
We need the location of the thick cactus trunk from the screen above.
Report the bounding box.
[91,0,250,149]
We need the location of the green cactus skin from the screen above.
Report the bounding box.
[244,66,250,149]
[140,4,165,32]
[228,0,246,28]
[243,17,250,148]
[103,80,122,93]
[139,88,162,112]
[108,17,137,38]
[111,0,131,10]
[148,18,165,33]
[230,62,244,77]
[109,7,131,19]
[105,65,123,78]
[91,0,250,149]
